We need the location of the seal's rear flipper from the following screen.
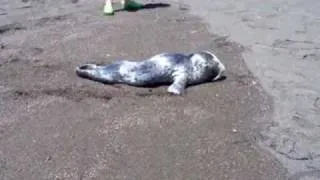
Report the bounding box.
[75,64,109,84]
[76,64,99,79]
[75,64,118,85]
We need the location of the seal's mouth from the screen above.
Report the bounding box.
[213,62,226,81]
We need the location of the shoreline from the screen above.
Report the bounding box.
[179,0,320,177]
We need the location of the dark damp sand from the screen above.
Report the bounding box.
[0,0,286,179]
[180,0,320,179]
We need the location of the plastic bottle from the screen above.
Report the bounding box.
[103,0,144,15]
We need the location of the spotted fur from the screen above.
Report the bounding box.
[76,51,226,95]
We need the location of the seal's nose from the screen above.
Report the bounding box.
[219,62,226,74]
[212,61,226,81]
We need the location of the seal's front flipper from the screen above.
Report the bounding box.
[167,73,187,95]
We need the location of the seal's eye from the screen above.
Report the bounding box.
[211,68,219,78]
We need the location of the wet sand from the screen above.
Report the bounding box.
[0,0,287,179]
[179,0,320,179]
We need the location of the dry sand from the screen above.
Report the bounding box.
[0,0,298,179]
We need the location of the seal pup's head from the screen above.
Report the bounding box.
[201,51,225,80]
[190,51,226,81]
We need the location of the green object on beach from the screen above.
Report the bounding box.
[123,0,144,11]
[103,0,144,16]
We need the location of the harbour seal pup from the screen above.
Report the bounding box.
[75,51,226,95]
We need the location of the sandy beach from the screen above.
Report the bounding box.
[179,0,320,179]
[1,0,318,179]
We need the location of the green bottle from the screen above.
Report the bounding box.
[103,0,144,16]
[122,0,144,11]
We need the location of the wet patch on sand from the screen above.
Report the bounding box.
[4,86,113,102]
[0,23,26,35]
[34,14,73,27]
[178,0,320,178]
[0,45,44,65]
